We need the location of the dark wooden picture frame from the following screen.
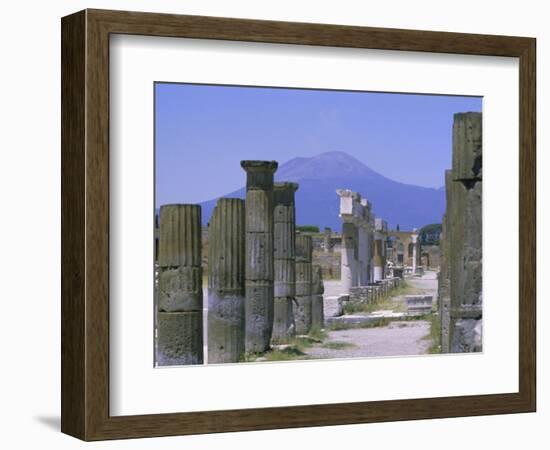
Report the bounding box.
[61,9,536,441]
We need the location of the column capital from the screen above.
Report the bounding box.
[241,160,278,190]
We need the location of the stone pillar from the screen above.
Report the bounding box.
[337,189,359,294]
[357,223,367,286]
[411,230,418,274]
[241,160,278,353]
[340,222,356,294]
[447,112,483,353]
[207,198,245,364]
[373,234,384,282]
[439,171,453,353]
[311,264,325,329]
[272,182,299,344]
[323,227,333,253]
[157,204,203,366]
[360,198,372,285]
[294,234,313,334]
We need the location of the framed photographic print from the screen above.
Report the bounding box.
[61,9,536,441]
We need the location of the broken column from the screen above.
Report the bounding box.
[337,189,358,294]
[411,229,419,274]
[448,112,483,353]
[323,227,333,253]
[311,264,325,329]
[360,198,373,285]
[207,198,245,364]
[157,204,203,365]
[294,234,313,334]
[241,160,278,353]
[356,205,368,286]
[373,218,387,282]
[272,182,299,344]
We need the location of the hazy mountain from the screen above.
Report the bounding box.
[198,151,445,232]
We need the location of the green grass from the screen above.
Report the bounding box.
[264,346,309,361]
[307,326,328,341]
[242,327,331,362]
[426,313,442,354]
[342,280,424,315]
[328,317,393,330]
[322,341,356,350]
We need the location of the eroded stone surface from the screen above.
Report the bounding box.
[157,312,203,366]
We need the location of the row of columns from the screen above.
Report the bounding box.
[157,160,324,366]
[337,189,393,294]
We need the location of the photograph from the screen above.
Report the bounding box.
[153,83,483,366]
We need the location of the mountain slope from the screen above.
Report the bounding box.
[198,151,445,231]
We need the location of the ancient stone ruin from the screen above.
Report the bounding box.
[155,114,481,364]
[157,204,204,365]
[294,234,313,334]
[207,198,245,363]
[439,112,482,353]
[241,160,278,353]
[272,182,299,344]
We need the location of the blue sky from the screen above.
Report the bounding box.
[155,83,481,205]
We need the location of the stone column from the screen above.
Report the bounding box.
[207,198,245,364]
[360,198,372,285]
[372,235,384,282]
[448,112,483,353]
[323,227,333,253]
[311,264,325,329]
[241,160,278,353]
[411,230,418,274]
[357,223,367,286]
[157,204,203,366]
[439,173,452,353]
[294,234,313,334]
[340,222,356,294]
[272,182,299,344]
[337,189,359,294]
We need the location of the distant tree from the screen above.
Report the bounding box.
[297,225,320,233]
[418,223,442,245]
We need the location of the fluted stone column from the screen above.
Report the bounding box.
[157,204,203,366]
[207,198,245,364]
[272,182,299,344]
[311,264,325,329]
[294,234,313,334]
[241,160,278,353]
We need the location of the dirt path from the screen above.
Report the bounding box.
[307,320,431,359]
[307,271,438,360]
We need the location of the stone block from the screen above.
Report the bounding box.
[158,267,202,312]
[311,294,324,329]
[452,112,482,181]
[207,291,245,364]
[271,297,295,344]
[245,233,274,280]
[244,281,274,353]
[406,295,433,315]
[294,295,312,334]
[157,312,203,365]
